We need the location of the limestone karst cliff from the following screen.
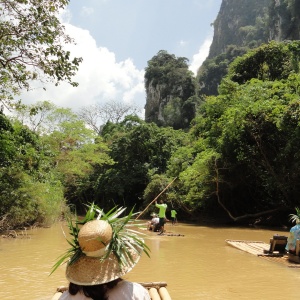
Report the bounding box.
[144,0,300,128]
[198,0,300,96]
[208,0,269,58]
[144,50,197,129]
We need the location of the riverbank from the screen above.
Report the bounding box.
[189,208,292,230]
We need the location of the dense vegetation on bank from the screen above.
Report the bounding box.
[2,40,300,230]
[2,1,300,231]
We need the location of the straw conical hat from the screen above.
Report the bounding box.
[78,220,112,256]
[66,219,142,285]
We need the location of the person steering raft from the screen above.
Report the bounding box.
[155,199,168,235]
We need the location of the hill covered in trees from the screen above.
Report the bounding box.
[145,0,300,129]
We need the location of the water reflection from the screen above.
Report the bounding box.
[0,222,299,300]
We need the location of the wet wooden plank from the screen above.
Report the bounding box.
[226,239,269,255]
[226,239,300,268]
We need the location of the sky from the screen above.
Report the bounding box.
[20,0,222,114]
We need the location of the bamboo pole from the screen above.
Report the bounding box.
[159,287,172,300]
[148,287,161,300]
[139,281,167,288]
[135,177,177,220]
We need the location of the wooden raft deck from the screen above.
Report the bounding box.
[51,282,172,300]
[226,239,300,268]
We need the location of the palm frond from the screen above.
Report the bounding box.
[289,207,300,224]
[50,203,150,275]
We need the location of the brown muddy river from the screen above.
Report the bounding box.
[0,221,299,300]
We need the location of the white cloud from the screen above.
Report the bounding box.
[59,7,71,23]
[189,37,212,75]
[19,22,146,113]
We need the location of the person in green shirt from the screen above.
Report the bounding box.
[170,209,177,225]
[155,199,167,235]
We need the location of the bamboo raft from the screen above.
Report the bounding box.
[226,239,300,268]
[157,232,185,237]
[51,282,172,300]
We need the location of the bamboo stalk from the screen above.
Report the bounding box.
[159,287,172,300]
[149,287,161,300]
[139,281,167,288]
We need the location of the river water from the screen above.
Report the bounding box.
[0,221,300,300]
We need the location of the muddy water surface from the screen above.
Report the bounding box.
[0,222,299,300]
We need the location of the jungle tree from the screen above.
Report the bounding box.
[167,41,300,223]
[96,117,188,209]
[0,111,64,229]
[0,0,82,108]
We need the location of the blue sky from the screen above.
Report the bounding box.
[21,0,222,113]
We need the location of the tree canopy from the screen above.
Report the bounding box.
[166,40,300,222]
[0,0,82,108]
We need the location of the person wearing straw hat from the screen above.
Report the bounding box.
[51,204,151,300]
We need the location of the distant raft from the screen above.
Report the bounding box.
[226,239,300,268]
[159,232,185,237]
[51,281,172,300]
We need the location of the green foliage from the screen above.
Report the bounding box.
[197,46,249,96]
[145,50,190,88]
[179,149,220,209]
[162,97,182,128]
[0,113,64,229]
[4,173,64,227]
[101,115,144,143]
[39,108,114,210]
[289,207,300,224]
[143,174,171,205]
[96,121,187,209]
[165,41,300,219]
[0,0,82,107]
[183,76,300,216]
[12,100,57,133]
[227,41,300,84]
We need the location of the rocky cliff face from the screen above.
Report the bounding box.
[209,0,300,58]
[198,0,300,97]
[269,0,300,41]
[144,80,167,125]
[208,0,270,58]
[144,50,196,129]
[144,77,194,129]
